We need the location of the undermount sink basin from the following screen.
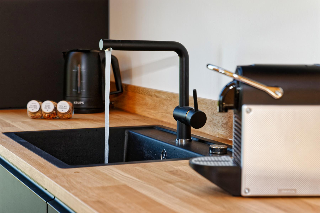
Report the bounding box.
[4,126,231,168]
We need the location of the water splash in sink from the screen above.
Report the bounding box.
[104,48,112,163]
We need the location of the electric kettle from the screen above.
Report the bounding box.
[63,49,122,113]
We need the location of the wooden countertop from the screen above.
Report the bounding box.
[0,109,319,213]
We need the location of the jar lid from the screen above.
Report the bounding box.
[42,101,55,113]
[27,100,40,113]
[57,101,70,113]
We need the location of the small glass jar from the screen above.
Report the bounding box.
[41,100,57,119]
[57,100,74,119]
[27,100,42,119]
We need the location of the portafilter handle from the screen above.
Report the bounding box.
[207,64,284,99]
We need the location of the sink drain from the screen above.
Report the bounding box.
[161,149,167,160]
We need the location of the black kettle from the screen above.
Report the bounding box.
[63,49,122,114]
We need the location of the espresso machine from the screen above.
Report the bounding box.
[190,64,320,196]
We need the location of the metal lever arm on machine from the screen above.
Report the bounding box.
[207,64,284,99]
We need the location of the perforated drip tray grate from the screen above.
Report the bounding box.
[190,156,235,166]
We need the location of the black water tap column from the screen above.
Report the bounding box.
[99,39,191,141]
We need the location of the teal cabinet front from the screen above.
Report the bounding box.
[0,157,74,213]
[0,158,53,213]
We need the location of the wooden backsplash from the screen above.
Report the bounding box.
[111,84,233,140]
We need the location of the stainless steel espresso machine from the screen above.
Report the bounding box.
[190,64,320,196]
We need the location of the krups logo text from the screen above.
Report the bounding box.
[74,101,84,105]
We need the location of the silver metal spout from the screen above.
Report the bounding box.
[207,64,284,99]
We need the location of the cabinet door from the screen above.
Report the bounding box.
[0,157,54,213]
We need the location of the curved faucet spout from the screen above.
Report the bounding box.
[99,39,191,140]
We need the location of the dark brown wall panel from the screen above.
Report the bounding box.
[0,0,109,109]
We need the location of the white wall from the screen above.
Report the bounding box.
[110,0,320,100]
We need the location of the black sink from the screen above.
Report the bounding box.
[4,126,231,168]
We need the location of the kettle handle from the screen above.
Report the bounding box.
[110,55,123,95]
[98,52,123,102]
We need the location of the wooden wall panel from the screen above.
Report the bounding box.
[111,84,233,139]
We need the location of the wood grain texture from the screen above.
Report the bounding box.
[0,109,318,213]
[111,83,233,140]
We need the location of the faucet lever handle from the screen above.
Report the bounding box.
[173,89,207,129]
[193,89,198,112]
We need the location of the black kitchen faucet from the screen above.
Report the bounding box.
[99,39,206,143]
